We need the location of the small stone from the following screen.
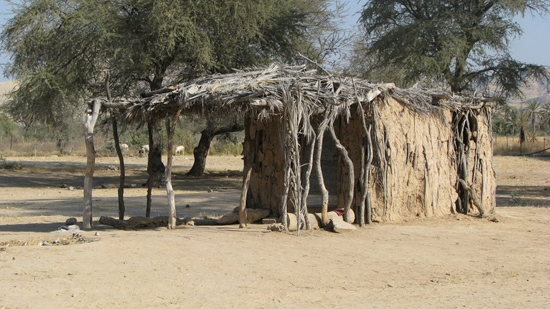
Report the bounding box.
[59,225,80,232]
[267,223,285,232]
[66,218,78,226]
[262,218,277,224]
[94,232,100,236]
[185,204,190,208]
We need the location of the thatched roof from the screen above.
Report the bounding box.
[95,64,496,122]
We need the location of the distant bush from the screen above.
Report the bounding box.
[0,157,23,170]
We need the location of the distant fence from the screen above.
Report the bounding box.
[493,135,550,156]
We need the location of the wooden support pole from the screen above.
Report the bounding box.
[83,99,100,230]
[105,75,126,221]
[314,117,330,227]
[112,117,126,220]
[164,108,184,229]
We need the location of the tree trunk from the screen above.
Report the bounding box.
[531,114,537,142]
[187,129,214,176]
[83,99,100,230]
[146,121,165,217]
[187,122,244,176]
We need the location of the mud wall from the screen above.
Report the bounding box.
[244,115,285,216]
[339,99,495,222]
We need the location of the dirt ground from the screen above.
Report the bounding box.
[0,154,549,308]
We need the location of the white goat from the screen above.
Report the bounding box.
[139,145,150,157]
[175,145,185,155]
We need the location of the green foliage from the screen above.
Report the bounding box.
[0,113,17,138]
[0,0,339,151]
[357,0,550,96]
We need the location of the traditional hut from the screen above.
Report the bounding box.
[85,64,496,230]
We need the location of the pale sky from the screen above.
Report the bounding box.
[0,0,549,82]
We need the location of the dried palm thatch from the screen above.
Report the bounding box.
[94,64,465,121]
[87,63,497,231]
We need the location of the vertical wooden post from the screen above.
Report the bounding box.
[165,117,177,229]
[112,117,126,220]
[165,108,184,229]
[83,99,101,230]
[146,120,155,217]
[300,131,316,231]
[105,75,125,220]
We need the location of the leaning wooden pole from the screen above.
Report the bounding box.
[239,166,252,228]
[328,123,355,223]
[83,99,101,230]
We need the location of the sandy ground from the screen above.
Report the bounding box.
[0,155,549,308]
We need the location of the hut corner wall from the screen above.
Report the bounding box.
[339,99,495,222]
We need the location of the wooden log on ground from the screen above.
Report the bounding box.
[325,218,357,233]
[287,213,319,231]
[458,179,486,217]
[99,216,190,230]
[217,208,270,225]
[312,210,355,225]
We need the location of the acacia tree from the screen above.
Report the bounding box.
[2,0,340,213]
[184,0,350,176]
[358,0,550,96]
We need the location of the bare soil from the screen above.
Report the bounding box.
[0,155,549,308]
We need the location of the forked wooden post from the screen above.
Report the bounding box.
[165,109,184,229]
[83,99,100,230]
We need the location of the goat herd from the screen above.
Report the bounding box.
[117,144,185,157]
